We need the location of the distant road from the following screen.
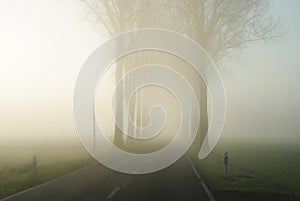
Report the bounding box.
[1,155,215,201]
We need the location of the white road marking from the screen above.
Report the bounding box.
[122,177,132,188]
[186,155,216,201]
[186,154,202,179]
[0,163,99,201]
[200,181,216,201]
[105,186,121,199]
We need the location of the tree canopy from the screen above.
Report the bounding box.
[83,0,281,62]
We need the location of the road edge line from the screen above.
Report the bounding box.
[186,155,216,201]
[0,163,99,201]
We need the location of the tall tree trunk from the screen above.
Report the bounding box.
[114,52,139,151]
[113,61,125,148]
[192,78,208,156]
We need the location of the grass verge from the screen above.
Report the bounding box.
[190,142,300,201]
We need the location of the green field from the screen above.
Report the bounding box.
[191,141,300,201]
[0,144,95,199]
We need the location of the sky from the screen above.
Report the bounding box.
[0,0,104,145]
[0,0,299,148]
[221,0,300,144]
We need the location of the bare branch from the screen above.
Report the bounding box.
[83,0,281,62]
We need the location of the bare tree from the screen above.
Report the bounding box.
[83,0,281,154]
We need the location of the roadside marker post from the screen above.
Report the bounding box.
[224,152,228,176]
[32,155,37,176]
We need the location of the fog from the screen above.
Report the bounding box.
[0,0,299,151]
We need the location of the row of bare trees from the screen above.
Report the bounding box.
[83,0,280,154]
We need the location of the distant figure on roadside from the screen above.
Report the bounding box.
[224,152,229,176]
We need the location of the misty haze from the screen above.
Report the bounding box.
[0,0,299,201]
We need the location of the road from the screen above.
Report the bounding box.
[1,155,215,201]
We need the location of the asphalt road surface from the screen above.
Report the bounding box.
[1,155,215,201]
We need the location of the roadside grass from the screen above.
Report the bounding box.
[0,144,95,199]
[1,140,299,201]
[190,141,300,201]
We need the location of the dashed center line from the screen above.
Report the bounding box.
[122,177,132,188]
[105,186,121,200]
[106,177,132,199]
